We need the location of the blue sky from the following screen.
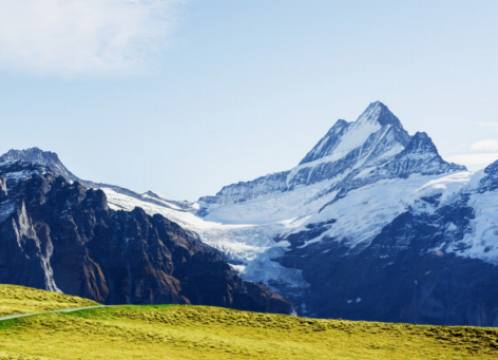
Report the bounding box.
[1,0,498,200]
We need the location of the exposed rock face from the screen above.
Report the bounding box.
[0,163,291,314]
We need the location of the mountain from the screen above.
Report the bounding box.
[199,102,464,207]
[0,160,291,313]
[193,102,498,326]
[3,101,498,326]
[0,148,78,181]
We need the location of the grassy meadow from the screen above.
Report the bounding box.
[0,284,97,317]
[0,285,497,359]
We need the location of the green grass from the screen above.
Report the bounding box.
[0,284,97,317]
[0,285,497,359]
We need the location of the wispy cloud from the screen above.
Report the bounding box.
[448,139,498,170]
[470,139,498,153]
[477,121,498,130]
[448,152,498,169]
[0,0,181,76]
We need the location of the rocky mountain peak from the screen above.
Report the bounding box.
[477,159,498,193]
[299,118,350,165]
[204,102,467,206]
[356,101,403,128]
[1,147,57,165]
[404,132,439,155]
[484,159,498,175]
[0,147,77,181]
[380,131,466,178]
[299,102,408,166]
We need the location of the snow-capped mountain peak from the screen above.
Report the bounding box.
[299,119,350,165]
[404,132,438,154]
[201,102,464,208]
[378,132,466,179]
[287,102,415,189]
[0,147,77,181]
[299,101,410,168]
[476,159,498,193]
[0,147,195,215]
[356,101,403,127]
[1,147,57,165]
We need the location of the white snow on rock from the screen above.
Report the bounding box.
[443,170,498,264]
[299,114,381,168]
[416,171,475,203]
[203,178,339,225]
[449,189,498,263]
[299,175,443,249]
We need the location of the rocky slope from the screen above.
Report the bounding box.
[0,162,291,313]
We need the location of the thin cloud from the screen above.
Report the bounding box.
[448,153,498,170]
[470,139,498,153]
[0,0,181,76]
[448,139,498,170]
[477,121,498,129]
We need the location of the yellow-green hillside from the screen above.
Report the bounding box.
[0,285,497,360]
[0,284,97,316]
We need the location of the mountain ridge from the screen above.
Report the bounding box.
[199,101,465,209]
[0,161,291,313]
[3,102,498,325]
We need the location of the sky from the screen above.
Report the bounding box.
[1,0,498,200]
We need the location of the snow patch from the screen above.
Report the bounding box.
[448,189,498,264]
[301,175,442,248]
[292,118,381,172]
[417,171,474,202]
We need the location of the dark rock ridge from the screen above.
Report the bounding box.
[0,147,186,211]
[0,163,291,313]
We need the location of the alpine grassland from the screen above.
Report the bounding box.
[0,284,97,317]
[0,285,497,359]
